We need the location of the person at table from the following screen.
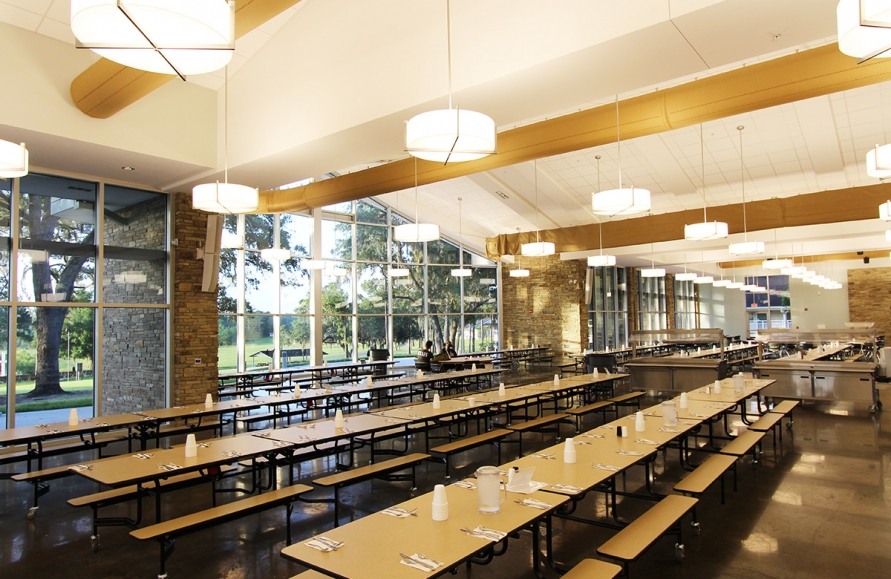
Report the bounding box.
[415,340,434,370]
[442,341,458,358]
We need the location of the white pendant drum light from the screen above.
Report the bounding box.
[0,140,28,178]
[451,197,472,277]
[886,229,891,241]
[763,230,793,269]
[192,67,258,213]
[405,0,495,164]
[694,251,713,284]
[509,254,530,278]
[676,254,697,281]
[388,266,409,277]
[640,243,665,278]
[685,124,729,241]
[592,97,651,216]
[521,159,555,257]
[867,144,891,179]
[302,259,326,270]
[588,156,618,267]
[880,200,891,220]
[728,126,764,256]
[260,248,291,262]
[837,0,891,63]
[70,0,235,79]
[394,158,441,242]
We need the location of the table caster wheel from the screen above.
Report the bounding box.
[675,543,685,562]
[26,507,38,520]
[91,535,100,552]
[869,404,878,413]
[691,521,701,536]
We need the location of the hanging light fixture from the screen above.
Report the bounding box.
[728,126,764,256]
[763,230,793,269]
[451,197,472,277]
[192,67,258,213]
[509,254,530,277]
[70,0,235,79]
[640,243,665,277]
[0,139,28,178]
[880,200,891,220]
[587,156,618,267]
[301,259,326,270]
[693,251,713,284]
[676,254,697,281]
[685,124,729,241]
[521,159,555,257]
[837,0,891,63]
[405,0,495,164]
[260,248,291,262]
[867,144,891,179]
[388,266,409,277]
[394,158,441,242]
[592,97,651,216]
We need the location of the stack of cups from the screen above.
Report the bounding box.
[554,374,560,386]
[467,396,476,407]
[417,369,424,377]
[593,367,599,378]
[714,380,722,394]
[498,383,506,397]
[635,411,646,432]
[680,391,689,409]
[185,433,197,458]
[432,393,441,409]
[334,409,345,429]
[431,484,449,521]
[564,438,577,464]
[295,385,302,398]
[366,375,373,388]
[472,363,477,371]
[68,408,79,426]
[205,393,213,408]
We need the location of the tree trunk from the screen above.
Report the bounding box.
[30,306,67,397]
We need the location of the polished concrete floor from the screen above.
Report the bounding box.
[2,380,891,579]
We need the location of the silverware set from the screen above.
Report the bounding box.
[382,506,418,517]
[400,552,441,570]
[133,453,154,459]
[459,526,506,541]
[158,463,182,471]
[531,452,556,459]
[515,498,552,510]
[307,536,343,552]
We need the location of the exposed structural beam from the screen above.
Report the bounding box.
[485,183,891,258]
[254,44,891,214]
[70,0,305,119]
[720,251,891,269]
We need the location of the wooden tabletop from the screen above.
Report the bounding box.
[281,481,568,579]
[373,398,493,422]
[684,378,773,403]
[258,413,410,446]
[0,412,146,446]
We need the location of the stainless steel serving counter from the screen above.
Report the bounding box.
[753,359,880,412]
[624,357,728,392]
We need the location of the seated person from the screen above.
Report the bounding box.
[442,341,458,358]
[415,340,434,370]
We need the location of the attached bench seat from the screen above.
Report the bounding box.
[719,430,766,465]
[429,429,512,478]
[768,399,799,428]
[563,558,623,579]
[68,465,237,548]
[673,454,738,533]
[566,401,616,431]
[610,391,646,412]
[506,413,570,456]
[131,484,313,578]
[596,494,698,577]
[747,412,787,448]
[312,453,429,526]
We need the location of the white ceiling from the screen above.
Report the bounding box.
[1,0,887,270]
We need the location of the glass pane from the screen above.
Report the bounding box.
[218,248,238,313]
[464,268,497,313]
[322,316,353,362]
[323,201,353,214]
[322,262,353,314]
[281,213,312,257]
[357,263,387,314]
[427,239,459,264]
[464,251,496,266]
[281,257,311,314]
[244,214,274,250]
[769,275,790,307]
[427,266,460,315]
[103,186,167,304]
[392,238,423,264]
[392,315,424,359]
[244,315,274,371]
[428,314,459,353]
[392,266,423,314]
[218,315,237,373]
[15,306,95,426]
[357,200,388,224]
[322,219,353,260]
[0,177,10,237]
[463,315,498,353]
[102,307,166,414]
[19,174,97,303]
[280,316,311,367]
[356,224,388,262]
[0,307,7,428]
[245,254,275,313]
[358,316,388,354]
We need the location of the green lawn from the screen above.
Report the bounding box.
[219,338,418,372]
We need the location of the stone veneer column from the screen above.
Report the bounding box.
[847,268,891,340]
[501,255,587,360]
[172,193,219,405]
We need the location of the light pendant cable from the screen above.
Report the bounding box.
[521,159,554,256]
[592,96,650,216]
[676,253,697,281]
[451,197,472,276]
[728,125,763,255]
[685,123,728,240]
[192,66,259,213]
[405,0,495,164]
[588,155,617,267]
[641,242,665,277]
[695,251,713,284]
[763,229,792,269]
[393,157,440,242]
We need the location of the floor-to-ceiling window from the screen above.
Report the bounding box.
[638,273,668,331]
[588,266,628,350]
[2,173,170,428]
[674,279,697,330]
[218,199,499,371]
[745,275,791,332]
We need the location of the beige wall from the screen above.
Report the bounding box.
[791,276,850,331]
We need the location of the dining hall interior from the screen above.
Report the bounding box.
[2,1,891,578]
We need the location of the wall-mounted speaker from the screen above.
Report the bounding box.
[201,214,224,292]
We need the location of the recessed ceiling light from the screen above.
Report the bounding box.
[122,166,135,171]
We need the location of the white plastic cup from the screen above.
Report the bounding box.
[417,369,424,377]
[498,383,506,397]
[295,385,302,398]
[467,397,476,407]
[432,393,441,409]
[366,376,373,388]
[554,374,560,386]
[185,433,197,458]
[564,438,577,464]
[205,393,213,408]
[432,484,449,521]
[680,392,689,409]
[592,367,599,378]
[714,380,722,394]
[334,409,345,429]
[68,408,79,426]
[635,411,646,432]
[472,363,477,371]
